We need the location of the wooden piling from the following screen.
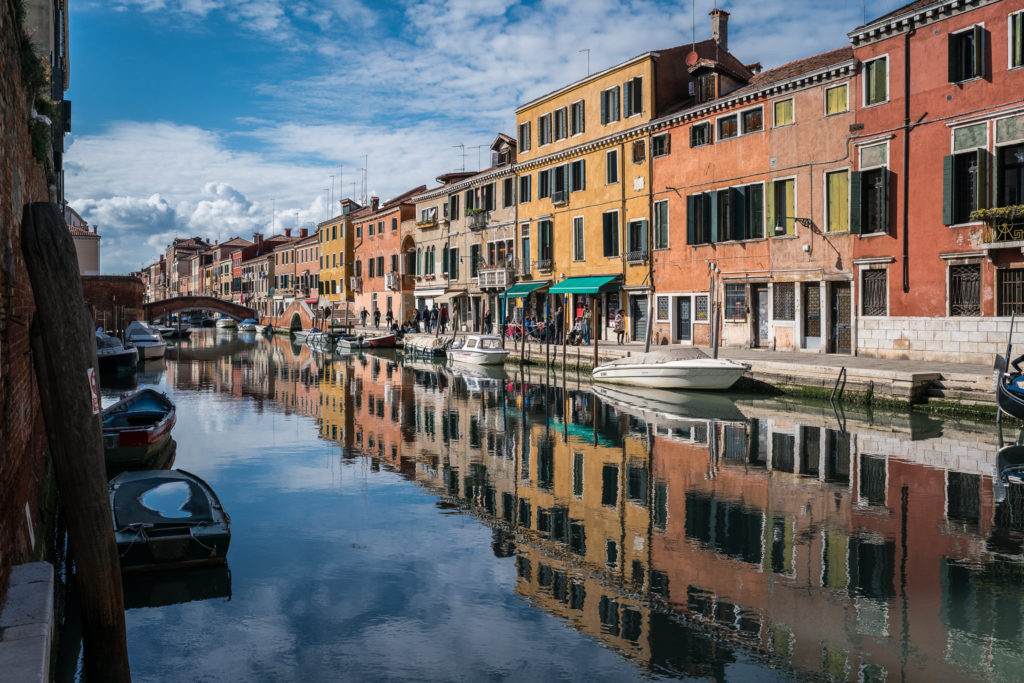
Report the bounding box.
[21,203,131,682]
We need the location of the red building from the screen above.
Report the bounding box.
[850,0,1024,363]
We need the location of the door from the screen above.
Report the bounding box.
[676,297,692,342]
[631,295,648,342]
[803,283,821,350]
[753,286,770,348]
[829,282,851,354]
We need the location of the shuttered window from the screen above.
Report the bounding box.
[653,200,669,250]
[623,77,642,117]
[826,171,849,231]
[825,85,848,115]
[948,25,985,82]
[600,86,620,124]
[602,211,619,257]
[864,57,887,106]
[942,150,989,225]
[1013,12,1024,69]
[774,99,793,127]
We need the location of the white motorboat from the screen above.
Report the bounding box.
[256,324,273,336]
[124,321,168,360]
[306,328,335,349]
[446,335,509,365]
[152,324,176,338]
[237,318,258,332]
[592,347,749,390]
[215,316,237,329]
[335,334,366,351]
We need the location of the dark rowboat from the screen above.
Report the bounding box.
[997,315,1024,420]
[110,469,231,572]
[96,329,139,373]
[102,389,176,467]
[367,333,397,348]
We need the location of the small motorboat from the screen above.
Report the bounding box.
[237,318,258,332]
[366,333,397,348]
[215,316,237,329]
[165,324,192,339]
[446,334,509,365]
[96,328,139,373]
[256,324,273,336]
[102,388,176,467]
[109,469,231,572]
[335,334,367,351]
[305,327,332,347]
[153,324,176,338]
[403,333,452,356]
[592,347,749,390]
[125,321,168,360]
[292,328,310,341]
[188,314,205,327]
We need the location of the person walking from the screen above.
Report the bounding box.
[440,305,449,334]
[484,308,493,335]
[614,308,626,345]
[553,305,563,344]
[430,304,439,333]
[421,304,429,332]
[360,307,368,328]
[582,304,593,345]
[373,307,381,329]
[385,309,394,328]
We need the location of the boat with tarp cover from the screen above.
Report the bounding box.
[110,469,231,572]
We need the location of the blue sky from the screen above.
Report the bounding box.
[65,0,907,275]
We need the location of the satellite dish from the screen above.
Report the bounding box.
[685,51,699,67]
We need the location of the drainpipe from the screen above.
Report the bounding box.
[902,20,915,293]
[644,127,655,353]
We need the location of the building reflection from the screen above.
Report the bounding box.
[166,331,1024,681]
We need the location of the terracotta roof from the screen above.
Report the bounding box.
[855,0,934,30]
[68,226,98,237]
[380,184,429,211]
[220,237,253,247]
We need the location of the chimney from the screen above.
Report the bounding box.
[160,254,165,262]
[371,196,380,211]
[710,8,729,51]
[253,232,264,252]
[300,228,308,238]
[284,227,292,238]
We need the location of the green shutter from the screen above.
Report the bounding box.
[600,92,607,124]
[442,246,449,273]
[994,147,1004,207]
[416,250,422,275]
[849,172,863,234]
[708,192,719,243]
[942,155,954,225]
[639,219,648,252]
[686,195,696,244]
[765,181,776,235]
[880,169,890,233]
[972,25,985,78]
[732,186,746,240]
[976,148,989,211]
[1015,13,1024,68]
[948,33,958,82]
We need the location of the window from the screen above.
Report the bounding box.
[768,179,796,235]
[391,254,399,272]
[948,25,985,82]
[449,195,460,220]
[502,178,514,208]
[482,183,495,211]
[606,149,619,183]
[520,224,531,273]
[420,207,437,223]
[718,114,738,140]
[570,160,586,192]
[603,211,619,257]
[570,100,585,135]
[464,189,476,212]
[391,217,397,231]
[825,84,848,115]
[368,222,374,236]
[538,170,551,199]
[538,220,553,263]
[862,269,887,316]
[519,175,532,203]
[554,107,568,140]
[601,86,620,124]
[623,76,642,117]
[773,283,795,320]
[368,258,375,278]
[687,184,763,244]
[997,142,1024,207]
[826,171,849,232]
[725,284,746,320]
[851,167,889,234]
[553,165,567,197]
[950,263,981,316]
[652,134,670,157]
[695,294,708,321]
[695,73,715,103]
[864,56,888,106]
[999,267,1024,315]
[355,259,362,277]
[572,217,585,261]
[654,200,669,250]
[518,122,531,152]
[774,98,794,127]
[943,148,987,225]
[356,225,362,238]
[690,122,712,147]
[539,113,552,145]
[627,219,647,257]
[470,244,480,277]
[741,107,764,134]
[1013,11,1024,69]
[632,139,646,164]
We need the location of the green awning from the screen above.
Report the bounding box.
[548,275,618,294]
[501,281,549,299]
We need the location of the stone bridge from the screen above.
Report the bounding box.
[268,299,316,331]
[143,296,257,322]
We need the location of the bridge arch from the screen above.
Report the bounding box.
[144,296,257,322]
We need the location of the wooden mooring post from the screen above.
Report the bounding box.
[21,203,131,682]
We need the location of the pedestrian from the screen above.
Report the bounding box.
[582,304,593,344]
[421,304,429,332]
[553,305,563,343]
[614,309,626,345]
[373,308,381,329]
[440,305,449,334]
[430,304,439,333]
[385,309,394,328]
[360,307,368,327]
[484,308,493,334]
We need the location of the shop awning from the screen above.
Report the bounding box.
[436,291,467,303]
[548,275,618,294]
[501,281,549,299]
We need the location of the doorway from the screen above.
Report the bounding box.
[752,285,770,348]
[676,297,692,342]
[829,282,851,354]
[630,295,648,342]
[803,283,821,350]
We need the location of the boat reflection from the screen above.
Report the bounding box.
[162,329,1022,681]
[122,565,232,610]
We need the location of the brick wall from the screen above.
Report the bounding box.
[0,0,57,604]
[857,316,1011,365]
[82,275,144,334]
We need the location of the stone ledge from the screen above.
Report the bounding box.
[0,562,54,683]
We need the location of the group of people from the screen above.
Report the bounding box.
[358,307,394,330]
[408,303,450,334]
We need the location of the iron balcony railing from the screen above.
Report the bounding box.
[468,211,489,230]
[536,258,553,271]
[626,249,649,264]
[477,266,513,289]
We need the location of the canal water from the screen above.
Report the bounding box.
[81,329,1024,681]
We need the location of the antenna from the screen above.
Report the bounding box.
[323,188,330,222]
[469,144,486,170]
[338,165,344,202]
[863,0,867,25]
[578,48,590,76]
[452,144,466,171]
[362,154,368,205]
[691,0,695,52]
[272,199,276,234]
[329,175,335,211]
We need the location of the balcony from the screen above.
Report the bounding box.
[416,217,438,229]
[468,210,489,230]
[477,266,513,289]
[626,249,649,264]
[384,272,399,290]
[551,190,567,206]
[536,258,553,272]
[349,277,362,292]
[978,207,1024,249]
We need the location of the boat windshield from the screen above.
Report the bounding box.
[480,338,500,349]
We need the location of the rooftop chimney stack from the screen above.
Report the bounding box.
[371,196,380,211]
[711,8,729,52]
[300,228,308,238]
[284,227,292,238]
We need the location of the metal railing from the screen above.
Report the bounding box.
[625,249,648,264]
[477,266,513,289]
[468,211,489,230]
[536,258,553,271]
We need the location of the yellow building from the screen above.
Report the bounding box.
[318,198,362,316]
[513,10,752,341]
